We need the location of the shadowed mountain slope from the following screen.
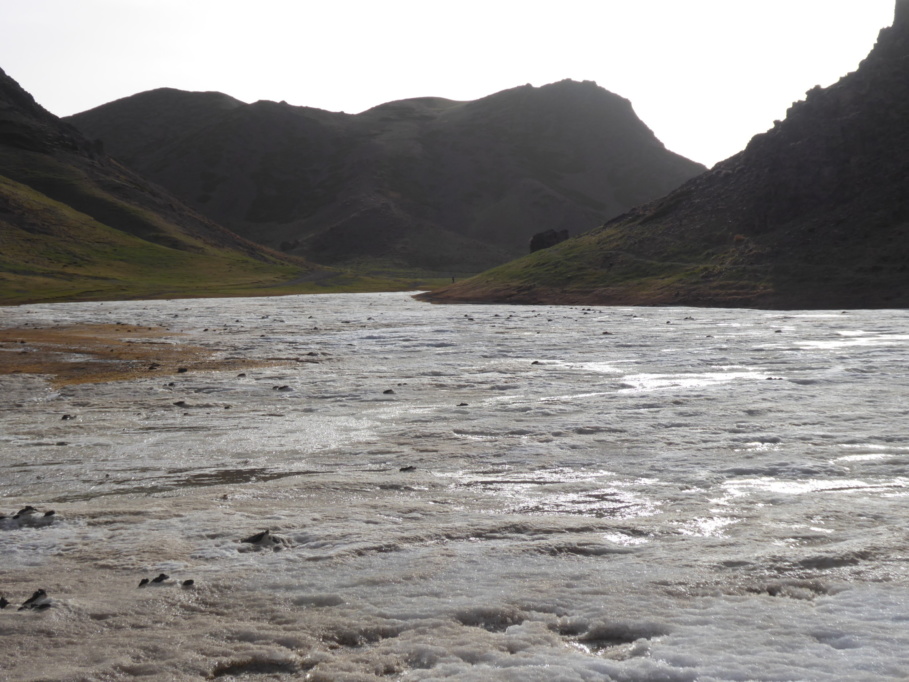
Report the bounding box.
[0,67,316,304]
[67,80,704,272]
[423,4,909,309]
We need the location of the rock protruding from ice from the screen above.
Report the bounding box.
[18,589,52,611]
[0,506,56,530]
[240,529,292,552]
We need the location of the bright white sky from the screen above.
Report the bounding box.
[0,0,895,167]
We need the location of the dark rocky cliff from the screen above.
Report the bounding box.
[424,2,909,308]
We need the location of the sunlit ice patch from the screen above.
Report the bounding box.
[442,468,659,519]
[838,443,909,452]
[734,441,784,453]
[510,487,658,520]
[723,477,909,497]
[618,371,765,392]
[441,467,620,485]
[436,468,659,519]
[795,334,909,350]
[601,532,649,546]
[675,515,741,537]
[835,454,896,463]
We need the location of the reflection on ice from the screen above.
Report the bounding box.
[725,477,909,496]
[835,453,896,463]
[796,333,909,349]
[676,515,740,537]
[618,370,765,392]
[601,532,649,547]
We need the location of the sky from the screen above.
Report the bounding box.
[0,0,895,168]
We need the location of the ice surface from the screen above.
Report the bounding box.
[1,293,909,680]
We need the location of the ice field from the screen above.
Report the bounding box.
[2,292,909,680]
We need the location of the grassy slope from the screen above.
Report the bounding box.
[0,172,293,303]
[0,170,440,305]
[420,206,909,310]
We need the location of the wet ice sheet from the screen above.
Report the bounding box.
[2,294,909,680]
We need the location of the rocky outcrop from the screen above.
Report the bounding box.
[529,229,569,253]
[67,80,704,272]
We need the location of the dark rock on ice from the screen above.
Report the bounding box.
[243,530,269,543]
[4,506,56,529]
[140,573,188,587]
[0,595,8,609]
[240,529,291,551]
[18,589,50,610]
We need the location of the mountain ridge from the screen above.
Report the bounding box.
[67,79,705,272]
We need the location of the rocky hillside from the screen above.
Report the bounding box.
[0,67,315,304]
[67,80,704,272]
[423,2,909,308]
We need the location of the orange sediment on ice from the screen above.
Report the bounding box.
[0,324,289,386]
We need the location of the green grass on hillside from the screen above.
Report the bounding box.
[0,174,447,305]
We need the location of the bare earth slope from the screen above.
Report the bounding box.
[424,4,909,309]
[67,80,705,272]
[0,67,319,304]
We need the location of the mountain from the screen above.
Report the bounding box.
[66,80,705,272]
[0,67,325,304]
[422,3,909,309]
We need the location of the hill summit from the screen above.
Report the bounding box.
[424,2,909,308]
[67,80,704,272]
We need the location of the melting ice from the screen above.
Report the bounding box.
[2,293,909,680]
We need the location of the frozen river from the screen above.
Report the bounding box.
[2,292,909,680]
